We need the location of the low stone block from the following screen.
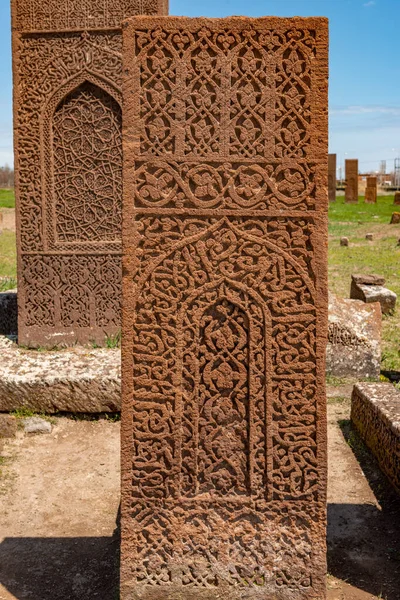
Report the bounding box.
[350,282,396,315]
[327,294,381,378]
[390,212,400,224]
[351,382,400,495]
[365,233,373,240]
[0,346,120,413]
[0,289,17,336]
[340,237,349,247]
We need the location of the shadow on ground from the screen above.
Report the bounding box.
[328,420,400,600]
[0,531,120,600]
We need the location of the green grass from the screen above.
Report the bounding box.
[329,194,400,371]
[0,231,17,282]
[329,194,397,224]
[0,189,15,209]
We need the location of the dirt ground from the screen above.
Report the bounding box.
[0,387,399,600]
[0,209,15,232]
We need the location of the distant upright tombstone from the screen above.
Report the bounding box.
[394,191,400,205]
[121,15,329,600]
[345,159,359,203]
[328,153,337,202]
[11,0,168,348]
[365,176,377,204]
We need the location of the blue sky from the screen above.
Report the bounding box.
[0,0,399,174]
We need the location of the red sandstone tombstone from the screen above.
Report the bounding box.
[121,16,329,600]
[11,0,168,347]
[328,153,336,202]
[345,159,358,203]
[364,176,377,204]
[394,191,400,205]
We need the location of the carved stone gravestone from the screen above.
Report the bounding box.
[345,159,358,203]
[11,0,168,347]
[121,16,328,600]
[365,176,377,204]
[328,153,336,202]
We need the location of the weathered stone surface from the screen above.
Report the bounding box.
[0,346,120,413]
[345,159,358,203]
[390,212,400,224]
[394,191,400,205]
[11,0,168,348]
[0,414,17,438]
[326,294,381,379]
[364,176,377,204]
[340,236,349,246]
[121,15,328,600]
[328,153,336,202]
[350,276,396,315]
[23,416,52,434]
[0,289,17,336]
[351,382,400,495]
[351,273,385,288]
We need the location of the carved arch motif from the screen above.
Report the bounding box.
[42,72,122,251]
[131,218,318,502]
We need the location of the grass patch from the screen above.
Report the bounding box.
[329,195,400,372]
[0,231,17,280]
[0,189,15,209]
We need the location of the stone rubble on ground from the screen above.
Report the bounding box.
[390,212,400,224]
[350,274,396,315]
[22,416,52,434]
[327,293,381,379]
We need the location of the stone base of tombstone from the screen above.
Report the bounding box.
[351,382,400,495]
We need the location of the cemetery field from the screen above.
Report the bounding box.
[328,194,400,372]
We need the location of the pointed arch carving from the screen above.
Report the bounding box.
[42,71,122,252]
[130,217,318,503]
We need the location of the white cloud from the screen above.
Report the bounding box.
[330,105,400,116]
[363,1,375,6]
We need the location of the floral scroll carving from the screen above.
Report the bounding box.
[122,16,329,599]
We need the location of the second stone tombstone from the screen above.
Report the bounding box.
[121,15,329,600]
[365,176,377,204]
[345,159,359,203]
[328,153,336,202]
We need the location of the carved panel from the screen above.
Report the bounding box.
[53,82,122,243]
[122,17,328,600]
[11,0,168,346]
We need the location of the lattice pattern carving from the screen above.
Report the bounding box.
[122,17,328,600]
[53,82,122,242]
[12,0,167,346]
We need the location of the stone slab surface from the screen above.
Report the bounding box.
[326,293,381,379]
[350,283,397,315]
[121,15,328,600]
[0,345,120,413]
[351,382,400,495]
